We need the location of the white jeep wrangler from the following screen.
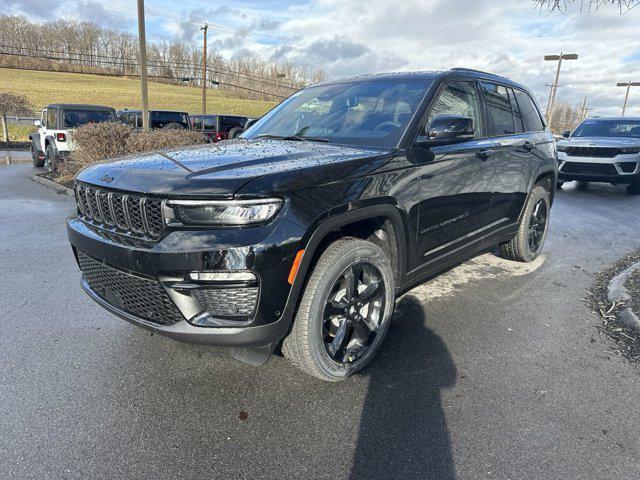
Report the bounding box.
[29,104,116,169]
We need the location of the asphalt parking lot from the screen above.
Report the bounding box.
[1,163,640,480]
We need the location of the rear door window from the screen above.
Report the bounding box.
[508,89,524,133]
[480,82,515,136]
[513,89,544,132]
[150,111,189,129]
[219,116,246,132]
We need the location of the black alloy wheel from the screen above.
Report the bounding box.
[528,199,548,254]
[322,262,386,364]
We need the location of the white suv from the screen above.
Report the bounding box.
[29,104,116,169]
[556,116,640,194]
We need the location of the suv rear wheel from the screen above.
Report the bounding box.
[499,185,550,262]
[282,237,395,381]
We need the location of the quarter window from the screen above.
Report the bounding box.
[513,89,544,132]
[192,116,203,129]
[427,81,483,138]
[481,82,515,136]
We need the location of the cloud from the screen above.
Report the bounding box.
[8,0,640,116]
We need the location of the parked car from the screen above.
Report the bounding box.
[556,116,640,194]
[120,109,191,130]
[67,68,556,381]
[29,103,116,169]
[191,114,248,141]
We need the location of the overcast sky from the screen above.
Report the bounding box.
[6,0,640,116]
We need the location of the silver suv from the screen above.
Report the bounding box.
[557,116,640,194]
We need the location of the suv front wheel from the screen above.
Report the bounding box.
[282,237,395,381]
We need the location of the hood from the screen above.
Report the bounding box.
[559,136,640,148]
[76,139,389,197]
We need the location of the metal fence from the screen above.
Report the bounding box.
[5,116,39,125]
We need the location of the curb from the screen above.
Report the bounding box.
[30,174,74,196]
[607,260,640,331]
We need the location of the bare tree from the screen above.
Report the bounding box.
[533,0,640,13]
[547,99,585,134]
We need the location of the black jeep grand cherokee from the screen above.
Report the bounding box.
[68,68,556,381]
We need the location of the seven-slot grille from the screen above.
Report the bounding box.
[77,251,184,325]
[75,184,164,240]
[565,146,620,158]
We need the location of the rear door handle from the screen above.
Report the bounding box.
[476,149,495,160]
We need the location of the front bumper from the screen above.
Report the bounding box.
[557,155,639,184]
[67,215,305,348]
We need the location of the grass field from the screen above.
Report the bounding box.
[1,67,278,141]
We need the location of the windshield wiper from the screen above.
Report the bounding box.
[255,133,329,143]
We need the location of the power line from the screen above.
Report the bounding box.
[0,44,298,90]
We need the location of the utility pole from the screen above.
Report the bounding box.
[617,82,640,116]
[136,0,150,131]
[201,23,208,115]
[544,53,578,126]
[580,97,587,120]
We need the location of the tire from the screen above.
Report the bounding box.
[627,179,640,195]
[45,143,55,170]
[556,181,564,189]
[31,143,44,167]
[499,185,550,263]
[282,237,395,381]
[228,127,243,139]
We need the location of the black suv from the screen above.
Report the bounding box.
[68,69,556,381]
[119,109,191,130]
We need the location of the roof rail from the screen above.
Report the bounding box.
[450,67,494,76]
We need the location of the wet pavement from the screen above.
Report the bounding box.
[0,149,31,165]
[1,163,640,479]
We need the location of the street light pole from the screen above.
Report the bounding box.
[544,53,578,126]
[201,24,208,115]
[136,0,149,131]
[617,82,640,116]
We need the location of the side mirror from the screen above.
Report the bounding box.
[34,120,41,127]
[562,130,571,138]
[423,115,474,144]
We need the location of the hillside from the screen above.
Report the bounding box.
[1,67,278,140]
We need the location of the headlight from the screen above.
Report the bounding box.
[620,147,640,154]
[556,144,568,152]
[166,199,282,226]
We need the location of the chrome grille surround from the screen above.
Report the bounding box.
[74,183,164,243]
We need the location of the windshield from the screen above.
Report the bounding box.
[572,119,640,138]
[150,112,190,129]
[63,109,114,128]
[242,79,432,148]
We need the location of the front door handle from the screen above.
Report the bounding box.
[476,149,495,161]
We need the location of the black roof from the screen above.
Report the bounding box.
[312,68,529,92]
[190,114,248,118]
[46,103,115,111]
[122,109,189,114]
